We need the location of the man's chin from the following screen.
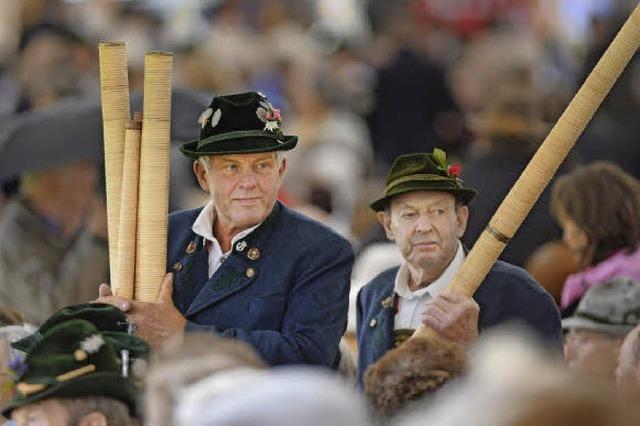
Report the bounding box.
[230,209,268,228]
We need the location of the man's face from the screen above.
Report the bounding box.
[378,191,468,276]
[564,328,623,380]
[194,152,285,232]
[11,398,70,426]
[616,326,640,393]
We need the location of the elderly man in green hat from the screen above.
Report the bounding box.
[356,149,563,387]
[99,92,353,369]
[3,319,145,425]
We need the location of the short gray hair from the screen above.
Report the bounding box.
[198,151,286,171]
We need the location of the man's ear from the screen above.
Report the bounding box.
[193,160,210,193]
[455,205,469,238]
[77,411,108,426]
[278,156,287,179]
[377,210,395,241]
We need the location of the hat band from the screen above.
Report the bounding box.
[385,174,455,194]
[16,364,97,397]
[197,130,281,150]
[574,311,638,328]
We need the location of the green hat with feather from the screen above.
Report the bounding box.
[370,148,477,212]
[2,319,143,417]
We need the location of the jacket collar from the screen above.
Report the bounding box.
[183,202,283,317]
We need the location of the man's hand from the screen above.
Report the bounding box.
[97,273,186,349]
[420,288,479,346]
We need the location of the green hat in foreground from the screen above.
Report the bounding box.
[12,303,149,357]
[370,148,477,212]
[180,91,298,159]
[2,319,143,417]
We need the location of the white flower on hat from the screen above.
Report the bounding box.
[198,108,213,129]
[264,121,279,132]
[80,334,105,354]
[210,109,222,128]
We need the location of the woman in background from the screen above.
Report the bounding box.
[551,162,640,316]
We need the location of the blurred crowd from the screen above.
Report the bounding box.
[2,0,640,425]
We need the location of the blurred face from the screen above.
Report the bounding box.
[53,162,97,209]
[616,326,640,394]
[194,152,285,234]
[564,328,623,380]
[378,191,468,278]
[11,399,70,426]
[557,211,589,265]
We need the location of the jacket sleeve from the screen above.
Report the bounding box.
[186,237,354,368]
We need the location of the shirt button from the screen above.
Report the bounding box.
[369,318,377,328]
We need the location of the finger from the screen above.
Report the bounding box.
[429,295,456,313]
[422,301,448,318]
[157,273,174,303]
[98,283,113,298]
[437,289,467,304]
[98,295,132,312]
[421,312,442,330]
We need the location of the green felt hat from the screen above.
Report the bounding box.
[2,319,141,417]
[370,149,477,212]
[12,303,149,357]
[180,91,298,159]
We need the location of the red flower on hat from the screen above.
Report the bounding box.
[448,163,462,178]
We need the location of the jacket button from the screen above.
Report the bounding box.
[369,318,377,328]
[246,267,256,278]
[172,262,183,272]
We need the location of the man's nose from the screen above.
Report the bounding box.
[237,170,258,188]
[415,214,434,232]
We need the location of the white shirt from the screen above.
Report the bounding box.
[192,201,261,278]
[393,241,466,330]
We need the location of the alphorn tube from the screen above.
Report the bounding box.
[113,113,142,299]
[135,52,173,302]
[99,42,130,285]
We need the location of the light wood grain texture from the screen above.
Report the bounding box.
[135,52,173,302]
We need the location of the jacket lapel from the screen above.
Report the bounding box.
[184,255,256,317]
[183,203,282,318]
[371,289,396,361]
[171,235,209,313]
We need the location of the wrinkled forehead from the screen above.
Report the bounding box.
[202,151,279,165]
[389,190,456,211]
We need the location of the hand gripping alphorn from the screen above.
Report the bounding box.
[365,2,640,413]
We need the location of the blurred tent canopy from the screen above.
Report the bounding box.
[0,88,209,181]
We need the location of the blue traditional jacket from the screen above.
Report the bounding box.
[356,261,563,386]
[167,202,354,369]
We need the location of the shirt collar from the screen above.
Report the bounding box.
[192,201,261,250]
[394,241,466,300]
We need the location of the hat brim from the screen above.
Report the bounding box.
[370,180,477,212]
[561,316,634,336]
[179,134,298,159]
[2,372,139,418]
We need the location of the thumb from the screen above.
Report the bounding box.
[157,273,174,303]
[98,283,113,298]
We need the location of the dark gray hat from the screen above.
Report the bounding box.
[562,277,640,335]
